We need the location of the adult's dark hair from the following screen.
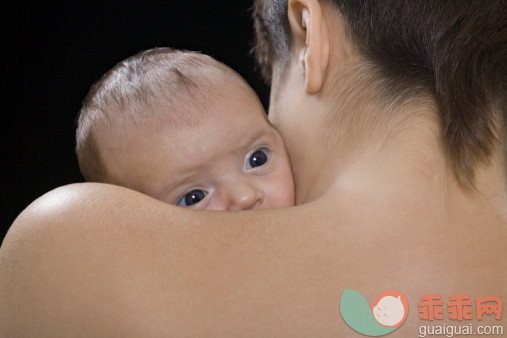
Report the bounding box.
[253,0,506,187]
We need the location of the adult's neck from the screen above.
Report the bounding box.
[297,92,505,220]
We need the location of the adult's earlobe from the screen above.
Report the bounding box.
[288,0,330,94]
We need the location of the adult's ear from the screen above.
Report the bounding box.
[288,0,330,94]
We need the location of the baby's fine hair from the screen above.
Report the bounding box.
[76,47,238,182]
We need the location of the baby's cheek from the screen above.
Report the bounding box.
[264,163,296,208]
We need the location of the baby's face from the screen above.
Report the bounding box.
[105,88,295,210]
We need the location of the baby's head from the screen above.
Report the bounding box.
[76,48,295,210]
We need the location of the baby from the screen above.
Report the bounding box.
[76,47,295,210]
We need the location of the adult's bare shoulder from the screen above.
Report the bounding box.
[0,183,173,335]
[2,183,503,335]
[0,183,346,335]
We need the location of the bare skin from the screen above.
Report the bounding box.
[1,0,505,336]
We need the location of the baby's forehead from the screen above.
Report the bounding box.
[154,72,266,126]
[195,66,261,103]
[96,55,269,142]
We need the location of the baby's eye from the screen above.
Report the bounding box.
[177,190,207,207]
[247,149,269,169]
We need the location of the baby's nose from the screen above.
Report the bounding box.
[226,183,263,211]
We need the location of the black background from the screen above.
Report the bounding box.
[1,1,269,241]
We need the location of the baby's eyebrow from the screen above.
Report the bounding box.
[233,129,272,154]
[156,169,202,201]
